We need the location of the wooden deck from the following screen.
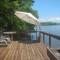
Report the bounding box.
[0,40,50,60]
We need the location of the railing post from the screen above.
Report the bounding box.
[43,34,45,43]
[38,31,41,42]
[39,31,41,39]
[36,31,37,40]
[49,36,51,47]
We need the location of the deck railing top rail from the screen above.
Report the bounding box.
[40,31,60,40]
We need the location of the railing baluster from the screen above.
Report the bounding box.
[36,31,37,40]
[43,34,45,43]
[39,31,41,40]
[49,36,51,47]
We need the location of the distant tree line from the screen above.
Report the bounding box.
[40,22,60,26]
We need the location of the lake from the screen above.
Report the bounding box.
[40,25,60,48]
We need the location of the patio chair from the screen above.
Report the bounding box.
[0,38,8,46]
[0,35,11,43]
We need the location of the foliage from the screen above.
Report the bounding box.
[0,0,38,32]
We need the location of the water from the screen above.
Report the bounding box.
[40,25,60,48]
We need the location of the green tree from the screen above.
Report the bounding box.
[0,0,38,31]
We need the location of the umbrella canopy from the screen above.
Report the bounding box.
[15,11,40,25]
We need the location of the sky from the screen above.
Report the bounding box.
[32,0,60,22]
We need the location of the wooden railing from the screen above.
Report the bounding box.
[2,31,60,47]
[16,31,60,46]
[40,31,60,47]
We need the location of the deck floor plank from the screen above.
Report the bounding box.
[31,44,44,60]
[0,41,50,60]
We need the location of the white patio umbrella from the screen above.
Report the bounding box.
[15,11,40,25]
[15,11,40,41]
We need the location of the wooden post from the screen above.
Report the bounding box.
[43,34,45,43]
[39,31,40,37]
[38,24,41,42]
[11,34,13,41]
[39,31,41,40]
[49,36,51,47]
[36,25,37,41]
